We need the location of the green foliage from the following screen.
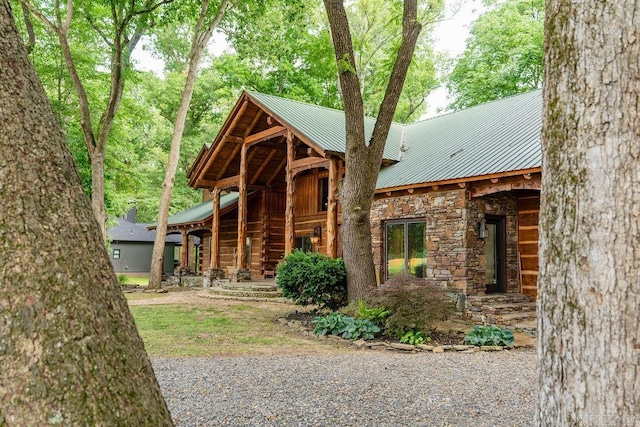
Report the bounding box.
[312,313,380,341]
[354,300,391,329]
[117,274,129,285]
[399,329,430,346]
[369,273,455,337]
[447,0,544,110]
[276,251,347,311]
[464,325,515,347]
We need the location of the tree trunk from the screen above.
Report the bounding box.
[148,0,229,288]
[324,0,421,301]
[90,150,107,239]
[0,2,173,424]
[537,1,640,424]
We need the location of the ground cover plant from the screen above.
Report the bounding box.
[464,325,515,347]
[276,251,347,310]
[312,312,380,340]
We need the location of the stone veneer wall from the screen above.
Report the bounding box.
[371,190,476,294]
[467,194,519,293]
[371,189,519,296]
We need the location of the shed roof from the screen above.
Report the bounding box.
[164,192,241,227]
[108,218,182,244]
[375,89,542,189]
[247,91,404,162]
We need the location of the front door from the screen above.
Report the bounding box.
[484,215,506,293]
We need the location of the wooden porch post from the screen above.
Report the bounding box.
[284,131,295,254]
[210,187,220,268]
[180,229,188,267]
[326,157,338,258]
[237,144,248,269]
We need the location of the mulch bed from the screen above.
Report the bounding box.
[285,311,467,346]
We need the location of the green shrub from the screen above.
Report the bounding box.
[399,329,430,346]
[276,251,347,311]
[117,274,129,286]
[312,312,380,340]
[369,273,455,338]
[464,325,514,347]
[354,300,391,329]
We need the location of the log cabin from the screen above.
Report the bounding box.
[162,89,542,297]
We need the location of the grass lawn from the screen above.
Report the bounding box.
[119,274,149,286]
[127,293,348,357]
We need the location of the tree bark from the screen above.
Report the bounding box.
[537,1,640,424]
[324,0,421,301]
[0,2,173,424]
[148,0,229,288]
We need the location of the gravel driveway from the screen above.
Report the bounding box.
[153,349,536,426]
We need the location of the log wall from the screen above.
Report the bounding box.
[517,194,540,297]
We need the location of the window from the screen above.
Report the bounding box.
[385,220,426,278]
[295,236,313,253]
[318,177,329,212]
[113,249,121,259]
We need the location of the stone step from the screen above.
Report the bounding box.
[220,283,279,292]
[467,293,533,306]
[481,302,537,315]
[491,311,537,325]
[205,287,283,299]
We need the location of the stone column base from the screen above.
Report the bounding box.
[229,268,252,282]
[203,267,225,288]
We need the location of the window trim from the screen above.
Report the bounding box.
[113,248,121,259]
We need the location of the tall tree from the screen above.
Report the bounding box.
[447,0,543,110]
[323,0,423,301]
[148,0,230,288]
[0,1,173,424]
[19,0,172,239]
[537,0,640,424]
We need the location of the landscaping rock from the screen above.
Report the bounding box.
[480,346,504,351]
[156,288,168,294]
[390,343,415,351]
[432,346,445,353]
[453,345,471,351]
[352,339,367,349]
[417,344,434,351]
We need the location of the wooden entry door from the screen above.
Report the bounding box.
[484,215,506,293]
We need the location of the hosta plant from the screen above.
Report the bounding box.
[312,312,380,341]
[464,325,514,347]
[399,329,430,346]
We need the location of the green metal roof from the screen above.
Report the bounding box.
[247,91,404,162]
[164,192,240,227]
[376,89,542,189]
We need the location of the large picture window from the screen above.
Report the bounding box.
[385,220,426,278]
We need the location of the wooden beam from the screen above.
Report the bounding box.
[407,188,414,194]
[326,158,338,258]
[291,157,330,177]
[266,157,287,186]
[223,135,243,144]
[284,131,295,254]
[244,111,263,137]
[210,188,220,268]
[196,139,227,182]
[523,173,532,180]
[195,179,217,189]
[215,145,241,180]
[458,182,467,188]
[250,149,278,185]
[491,178,500,184]
[180,230,188,267]
[215,174,240,190]
[245,125,287,146]
[470,176,542,198]
[237,144,248,269]
[432,185,439,190]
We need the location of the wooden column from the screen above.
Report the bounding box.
[326,158,339,258]
[180,230,188,267]
[210,188,220,268]
[237,144,248,269]
[284,132,295,254]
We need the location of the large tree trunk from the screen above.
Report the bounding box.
[90,151,107,239]
[537,0,640,424]
[148,0,229,288]
[324,0,421,301]
[0,3,173,424]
